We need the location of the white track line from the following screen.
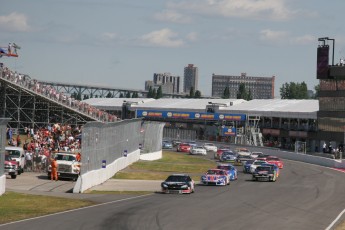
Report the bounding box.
[325,208,345,230]
[0,193,152,227]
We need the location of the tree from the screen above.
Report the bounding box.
[189,87,195,98]
[194,90,202,98]
[247,89,252,100]
[126,91,131,98]
[222,86,230,99]
[313,84,320,99]
[147,86,153,98]
[119,93,124,98]
[156,86,163,99]
[280,81,309,99]
[152,88,157,99]
[83,94,89,100]
[132,92,138,98]
[237,83,251,100]
[106,92,112,98]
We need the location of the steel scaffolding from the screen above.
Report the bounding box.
[0,77,97,132]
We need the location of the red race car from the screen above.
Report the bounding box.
[177,143,191,153]
[214,146,231,159]
[266,156,284,169]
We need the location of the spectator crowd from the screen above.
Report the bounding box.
[0,64,118,122]
[6,124,82,173]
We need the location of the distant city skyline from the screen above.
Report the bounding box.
[1,1,345,97]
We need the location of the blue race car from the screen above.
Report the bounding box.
[243,159,255,173]
[220,151,237,163]
[217,163,238,181]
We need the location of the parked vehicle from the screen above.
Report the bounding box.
[47,152,81,181]
[5,146,25,174]
[4,155,18,179]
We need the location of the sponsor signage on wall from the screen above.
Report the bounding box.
[136,110,246,121]
[221,127,237,136]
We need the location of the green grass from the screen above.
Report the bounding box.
[0,192,96,224]
[112,151,216,181]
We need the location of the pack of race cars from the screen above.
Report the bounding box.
[161,145,284,194]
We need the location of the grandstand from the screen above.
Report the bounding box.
[0,66,117,132]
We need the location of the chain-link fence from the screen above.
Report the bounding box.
[80,119,142,175]
[0,119,11,177]
[163,128,197,141]
[140,121,165,153]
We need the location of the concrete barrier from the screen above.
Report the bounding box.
[140,150,162,161]
[73,149,163,193]
[0,175,5,195]
[73,150,140,193]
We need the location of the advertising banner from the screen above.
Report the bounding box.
[136,110,245,121]
[221,127,237,136]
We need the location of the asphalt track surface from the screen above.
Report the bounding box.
[2,157,345,230]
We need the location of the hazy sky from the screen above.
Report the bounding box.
[1,0,345,97]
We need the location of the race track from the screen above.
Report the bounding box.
[1,158,345,230]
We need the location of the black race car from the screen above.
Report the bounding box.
[161,174,195,194]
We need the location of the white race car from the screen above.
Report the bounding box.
[203,143,218,152]
[249,160,268,173]
[190,146,207,155]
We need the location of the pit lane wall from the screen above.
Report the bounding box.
[73,120,164,193]
[232,145,345,168]
[0,119,11,196]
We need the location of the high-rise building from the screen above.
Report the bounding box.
[145,73,182,94]
[211,73,275,99]
[153,73,182,94]
[184,64,198,93]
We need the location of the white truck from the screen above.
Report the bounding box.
[5,146,25,174]
[47,152,81,181]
